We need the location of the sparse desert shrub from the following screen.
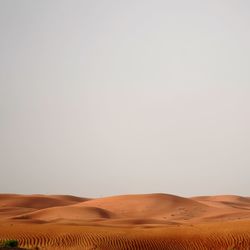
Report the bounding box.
[0,239,19,248]
[227,248,237,250]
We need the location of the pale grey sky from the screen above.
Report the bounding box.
[0,0,250,197]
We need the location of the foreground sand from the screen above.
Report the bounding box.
[0,193,250,249]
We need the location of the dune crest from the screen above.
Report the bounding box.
[0,194,88,209]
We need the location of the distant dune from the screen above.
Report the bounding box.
[13,205,115,222]
[0,194,88,209]
[1,193,250,249]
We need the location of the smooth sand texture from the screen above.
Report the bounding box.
[0,193,250,249]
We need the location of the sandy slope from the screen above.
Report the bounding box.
[0,193,250,249]
[0,194,87,209]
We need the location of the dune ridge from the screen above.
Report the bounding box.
[0,194,88,209]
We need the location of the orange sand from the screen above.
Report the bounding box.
[0,193,250,249]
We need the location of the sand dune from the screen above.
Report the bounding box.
[1,221,250,249]
[1,193,250,249]
[0,194,87,210]
[192,195,250,209]
[13,205,115,222]
[74,193,214,223]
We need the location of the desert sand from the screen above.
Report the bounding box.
[0,193,250,249]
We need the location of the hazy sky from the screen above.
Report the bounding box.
[1,0,250,197]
